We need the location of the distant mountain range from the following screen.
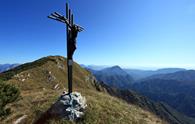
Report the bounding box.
[83,64,186,80]
[80,64,108,71]
[124,68,186,80]
[0,64,19,73]
[133,70,195,118]
[89,66,134,89]
[99,82,195,124]
[144,70,195,82]
[85,65,195,119]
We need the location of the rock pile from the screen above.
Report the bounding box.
[49,91,87,121]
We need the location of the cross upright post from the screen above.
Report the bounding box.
[67,4,73,94]
[48,3,84,95]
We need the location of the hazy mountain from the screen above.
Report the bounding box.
[98,66,128,76]
[132,70,195,118]
[145,70,195,82]
[156,68,187,73]
[0,64,19,73]
[92,66,134,89]
[124,68,186,80]
[80,64,108,71]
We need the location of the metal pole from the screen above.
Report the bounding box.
[67,6,73,94]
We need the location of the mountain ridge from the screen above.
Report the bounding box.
[124,68,186,80]
[90,66,134,89]
[0,64,19,73]
[98,82,195,124]
[132,70,195,118]
[144,70,195,82]
[0,56,166,124]
[87,65,195,121]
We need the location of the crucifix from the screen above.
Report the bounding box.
[48,3,84,94]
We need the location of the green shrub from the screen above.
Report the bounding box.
[0,81,20,117]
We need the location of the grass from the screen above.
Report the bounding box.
[46,89,165,124]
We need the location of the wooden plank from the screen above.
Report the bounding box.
[54,12,63,17]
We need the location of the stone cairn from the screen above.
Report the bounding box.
[34,91,87,124]
[60,91,87,120]
[47,91,87,121]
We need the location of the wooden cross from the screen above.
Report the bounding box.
[48,3,84,94]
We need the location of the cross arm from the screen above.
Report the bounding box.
[48,12,84,32]
[48,12,72,28]
[47,15,68,24]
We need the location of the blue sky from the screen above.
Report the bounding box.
[0,0,195,69]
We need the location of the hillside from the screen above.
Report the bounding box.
[0,56,165,124]
[97,83,195,124]
[132,70,195,118]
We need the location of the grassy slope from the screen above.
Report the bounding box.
[0,56,165,124]
[98,83,195,124]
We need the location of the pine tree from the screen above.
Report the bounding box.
[0,81,20,117]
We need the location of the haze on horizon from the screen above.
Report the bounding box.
[0,0,195,69]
